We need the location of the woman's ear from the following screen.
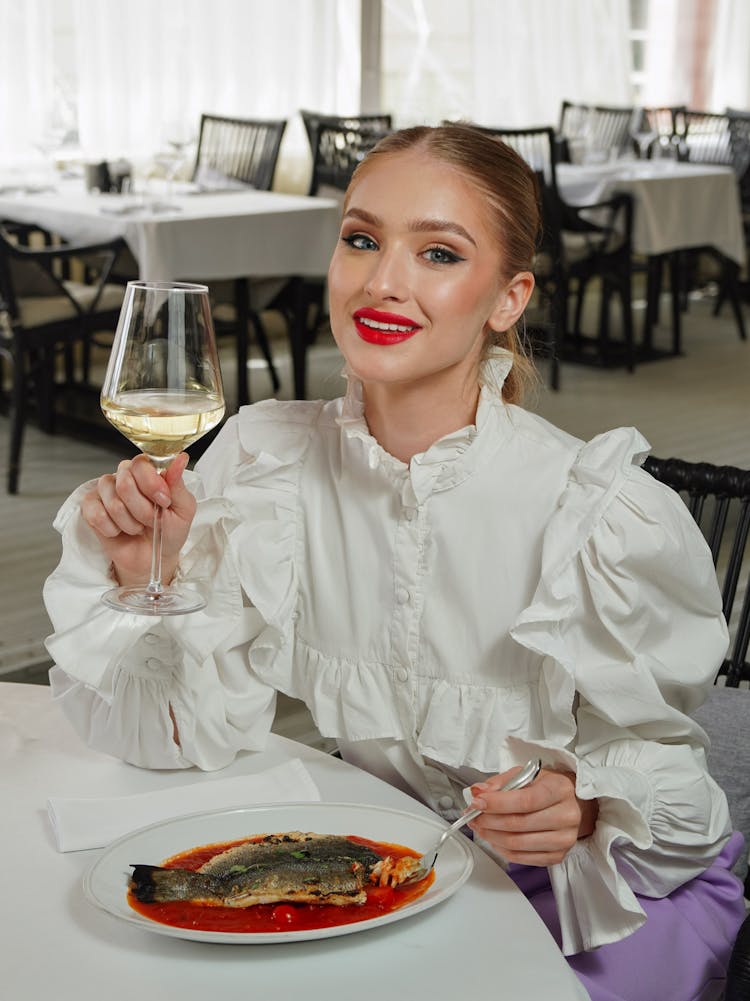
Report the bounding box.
[488,271,536,333]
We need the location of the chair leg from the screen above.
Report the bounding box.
[8,348,27,494]
[249,311,281,393]
[721,258,747,341]
[667,253,682,355]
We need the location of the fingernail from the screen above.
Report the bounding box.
[155,491,170,507]
[470,798,486,811]
[471,783,488,794]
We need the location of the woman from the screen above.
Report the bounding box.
[44,125,744,999]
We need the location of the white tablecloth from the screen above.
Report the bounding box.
[557,160,746,264]
[0,683,588,1001]
[0,181,341,281]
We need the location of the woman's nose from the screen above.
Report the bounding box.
[364,248,409,301]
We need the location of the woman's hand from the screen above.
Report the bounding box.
[81,453,196,587]
[467,766,599,867]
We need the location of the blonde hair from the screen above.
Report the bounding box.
[345,124,541,404]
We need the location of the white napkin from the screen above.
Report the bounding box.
[47,758,320,853]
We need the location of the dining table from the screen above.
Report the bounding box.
[556,158,747,355]
[0,178,342,401]
[0,682,589,1001]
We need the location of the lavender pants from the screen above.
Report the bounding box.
[509,831,747,1001]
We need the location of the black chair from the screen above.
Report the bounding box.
[643,455,750,687]
[0,221,126,493]
[300,111,392,193]
[464,123,635,387]
[192,113,287,190]
[190,114,288,407]
[557,101,634,161]
[308,120,391,197]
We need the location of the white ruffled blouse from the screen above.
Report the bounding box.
[44,348,732,956]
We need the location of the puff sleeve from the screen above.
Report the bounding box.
[511,428,732,954]
[43,401,319,771]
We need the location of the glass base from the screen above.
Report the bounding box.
[101,584,206,616]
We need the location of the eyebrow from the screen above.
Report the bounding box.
[342,207,477,247]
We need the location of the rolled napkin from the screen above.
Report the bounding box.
[47,758,320,853]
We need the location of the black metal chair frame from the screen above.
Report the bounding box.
[464,123,635,387]
[191,113,288,407]
[643,455,750,687]
[558,101,634,160]
[0,222,126,493]
[192,113,287,191]
[300,111,392,193]
[307,120,392,197]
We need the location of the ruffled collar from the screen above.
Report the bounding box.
[335,347,515,503]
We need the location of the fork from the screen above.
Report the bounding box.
[403,758,542,883]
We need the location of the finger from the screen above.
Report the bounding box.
[471,799,581,835]
[474,828,580,866]
[162,454,196,521]
[81,487,126,539]
[99,472,150,535]
[123,455,174,510]
[111,460,161,526]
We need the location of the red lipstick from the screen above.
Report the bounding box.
[353,307,421,345]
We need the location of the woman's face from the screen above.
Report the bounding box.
[327,149,528,391]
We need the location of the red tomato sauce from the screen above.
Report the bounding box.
[127,834,434,933]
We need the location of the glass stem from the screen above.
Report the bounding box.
[146,467,167,596]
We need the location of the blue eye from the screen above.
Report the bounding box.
[342,233,378,251]
[424,246,463,264]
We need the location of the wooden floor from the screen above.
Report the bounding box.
[1,289,748,746]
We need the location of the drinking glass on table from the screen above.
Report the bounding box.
[629,107,657,159]
[100,281,225,615]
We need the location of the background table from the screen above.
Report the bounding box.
[0,182,341,399]
[0,683,588,1001]
[557,160,745,264]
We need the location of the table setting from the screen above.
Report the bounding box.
[0,681,589,1001]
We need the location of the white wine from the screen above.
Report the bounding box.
[102,389,225,459]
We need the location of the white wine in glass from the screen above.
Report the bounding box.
[100,281,225,615]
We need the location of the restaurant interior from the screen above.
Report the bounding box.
[2,2,750,997]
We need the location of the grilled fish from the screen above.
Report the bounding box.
[129,831,417,908]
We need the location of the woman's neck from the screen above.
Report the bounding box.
[362,372,481,465]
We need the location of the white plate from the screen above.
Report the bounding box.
[83,801,474,944]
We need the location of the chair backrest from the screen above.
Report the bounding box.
[643,455,750,686]
[558,101,634,159]
[191,114,287,191]
[300,110,392,160]
[726,108,750,202]
[308,122,391,197]
[459,123,562,254]
[683,110,737,170]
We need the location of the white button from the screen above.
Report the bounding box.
[144,632,159,645]
[438,795,454,810]
[292,610,301,622]
[395,667,409,683]
[145,658,162,671]
[396,587,410,605]
[404,507,416,521]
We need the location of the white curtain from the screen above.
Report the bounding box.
[0,0,360,186]
[0,0,56,164]
[707,0,750,111]
[470,0,633,127]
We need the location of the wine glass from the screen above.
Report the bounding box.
[100,281,225,615]
[629,108,657,160]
